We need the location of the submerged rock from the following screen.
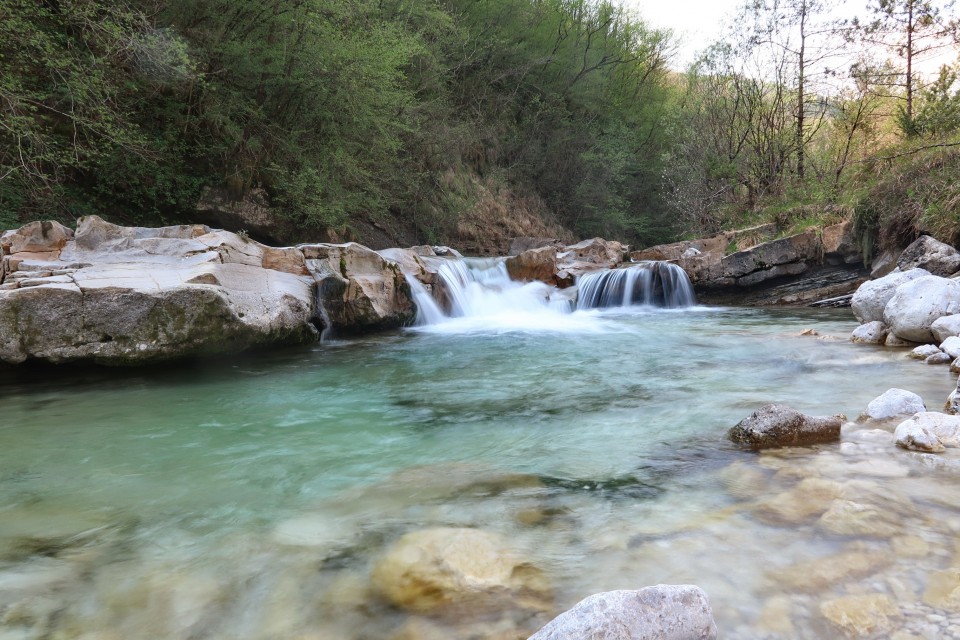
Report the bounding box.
[370,527,551,616]
[860,388,926,422]
[527,586,717,640]
[728,404,843,449]
[820,593,902,637]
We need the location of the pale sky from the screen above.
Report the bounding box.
[621,0,957,74]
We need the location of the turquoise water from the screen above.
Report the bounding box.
[1,306,958,639]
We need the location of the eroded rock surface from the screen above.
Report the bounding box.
[0,217,415,364]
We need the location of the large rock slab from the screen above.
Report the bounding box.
[528,586,718,640]
[729,404,843,449]
[896,235,960,276]
[0,217,418,364]
[884,275,960,343]
[851,268,930,323]
[371,527,551,616]
[721,229,820,280]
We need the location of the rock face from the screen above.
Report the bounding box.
[370,527,551,616]
[719,230,820,286]
[728,404,843,449]
[527,586,718,640]
[884,275,960,343]
[896,235,960,276]
[821,221,861,265]
[505,246,561,285]
[556,238,626,280]
[0,217,415,364]
[851,268,930,324]
[860,388,926,421]
[302,243,414,332]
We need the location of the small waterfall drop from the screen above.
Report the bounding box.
[576,262,696,310]
[404,257,695,331]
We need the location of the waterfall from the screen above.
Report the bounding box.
[576,262,696,310]
[404,257,695,329]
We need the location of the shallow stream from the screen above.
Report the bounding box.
[1,305,959,639]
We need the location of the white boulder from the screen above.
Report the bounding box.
[851,268,930,323]
[884,275,960,343]
[861,388,926,422]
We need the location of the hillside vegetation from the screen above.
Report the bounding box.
[1,0,959,253]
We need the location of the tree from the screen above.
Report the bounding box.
[855,0,959,134]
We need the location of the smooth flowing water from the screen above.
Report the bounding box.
[2,276,960,638]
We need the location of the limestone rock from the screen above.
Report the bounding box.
[885,332,919,348]
[885,275,960,343]
[302,243,415,331]
[556,238,625,279]
[909,344,943,360]
[728,404,843,449]
[927,351,953,364]
[896,235,960,276]
[895,419,946,453]
[1,221,73,255]
[507,237,562,256]
[371,527,551,616]
[851,321,888,344]
[860,388,926,421]
[933,314,960,343]
[505,246,560,285]
[527,586,718,640]
[850,268,930,323]
[896,412,960,447]
[943,336,960,358]
[820,594,901,637]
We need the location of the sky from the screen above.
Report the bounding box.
[620,0,958,74]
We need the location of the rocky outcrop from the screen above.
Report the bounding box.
[370,527,551,616]
[634,225,866,306]
[728,404,844,449]
[195,187,311,245]
[896,235,960,276]
[0,217,415,365]
[528,586,718,640]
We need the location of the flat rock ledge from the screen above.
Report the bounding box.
[527,585,718,640]
[0,217,415,365]
[729,404,844,449]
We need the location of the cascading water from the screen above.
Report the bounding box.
[405,257,695,329]
[576,261,696,309]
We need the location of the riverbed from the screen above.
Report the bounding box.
[1,306,958,639]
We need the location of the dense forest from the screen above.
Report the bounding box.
[1,0,959,254]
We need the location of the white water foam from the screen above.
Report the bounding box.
[405,257,696,335]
